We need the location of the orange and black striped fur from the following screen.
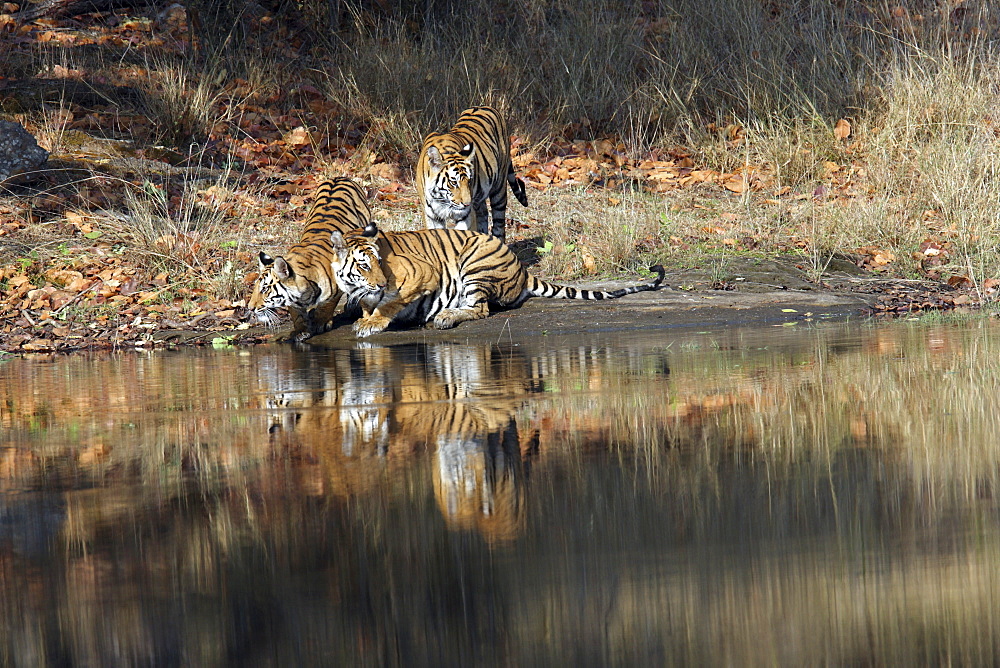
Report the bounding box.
[329,223,665,337]
[247,177,371,339]
[416,106,528,242]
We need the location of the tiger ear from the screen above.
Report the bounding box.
[330,230,347,254]
[259,251,274,270]
[274,257,292,280]
[426,145,443,169]
[459,142,475,159]
[361,222,379,238]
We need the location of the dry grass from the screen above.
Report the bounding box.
[522,187,663,278]
[328,0,881,140]
[316,0,1000,283]
[6,0,1000,297]
[114,167,270,300]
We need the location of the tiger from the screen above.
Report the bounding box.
[247,177,371,339]
[257,340,538,541]
[329,222,666,337]
[416,106,528,242]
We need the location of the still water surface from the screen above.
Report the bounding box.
[3,318,1000,666]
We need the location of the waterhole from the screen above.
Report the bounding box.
[3,318,1000,665]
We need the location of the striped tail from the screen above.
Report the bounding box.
[527,265,665,300]
[507,164,528,207]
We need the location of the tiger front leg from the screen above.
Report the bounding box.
[352,287,427,338]
[353,296,412,336]
[350,298,391,337]
[283,307,320,341]
[304,300,341,336]
[353,313,393,337]
[486,187,509,241]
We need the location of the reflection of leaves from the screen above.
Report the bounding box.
[211,335,236,349]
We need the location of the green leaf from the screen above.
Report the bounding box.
[83,230,103,239]
[143,180,166,202]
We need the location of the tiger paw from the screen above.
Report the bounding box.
[432,309,473,330]
[353,315,391,337]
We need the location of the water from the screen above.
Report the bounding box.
[3,318,1000,666]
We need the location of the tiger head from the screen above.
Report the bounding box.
[247,251,324,327]
[329,224,388,309]
[424,143,475,223]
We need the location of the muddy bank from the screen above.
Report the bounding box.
[153,256,887,347]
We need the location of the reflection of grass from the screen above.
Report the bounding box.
[512,521,1000,666]
[534,321,1000,491]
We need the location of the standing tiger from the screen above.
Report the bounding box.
[329,222,665,337]
[416,106,528,242]
[247,177,371,339]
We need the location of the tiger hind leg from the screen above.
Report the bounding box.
[432,303,490,329]
[485,187,508,241]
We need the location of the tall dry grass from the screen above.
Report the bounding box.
[329,0,886,143]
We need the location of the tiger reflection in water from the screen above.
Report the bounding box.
[260,342,540,543]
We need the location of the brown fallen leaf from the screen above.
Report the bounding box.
[834,118,852,140]
[723,178,747,193]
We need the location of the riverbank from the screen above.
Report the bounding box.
[145,255,982,351]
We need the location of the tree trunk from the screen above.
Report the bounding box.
[15,0,151,21]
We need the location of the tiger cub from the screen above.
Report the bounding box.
[329,223,665,337]
[247,177,371,339]
[416,106,528,242]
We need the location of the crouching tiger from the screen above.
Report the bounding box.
[247,177,371,339]
[329,223,665,337]
[417,106,528,241]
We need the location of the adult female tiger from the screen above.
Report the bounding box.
[416,106,528,242]
[247,177,371,339]
[329,222,665,337]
